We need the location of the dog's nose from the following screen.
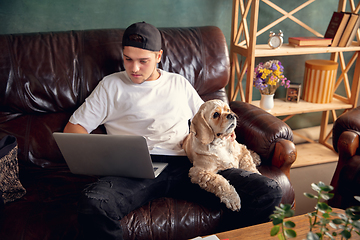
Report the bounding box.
[227,114,235,120]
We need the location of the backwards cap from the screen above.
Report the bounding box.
[122,22,162,52]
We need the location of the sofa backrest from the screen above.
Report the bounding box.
[0,26,230,168]
[0,26,229,114]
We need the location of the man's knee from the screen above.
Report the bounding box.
[78,180,122,220]
[219,168,283,206]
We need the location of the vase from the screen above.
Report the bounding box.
[260,94,274,112]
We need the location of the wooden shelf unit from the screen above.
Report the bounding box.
[228,0,360,165]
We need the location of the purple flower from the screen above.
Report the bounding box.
[271,63,277,71]
[254,78,268,90]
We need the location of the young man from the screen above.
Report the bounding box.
[64,22,282,240]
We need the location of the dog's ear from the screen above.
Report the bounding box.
[191,108,214,145]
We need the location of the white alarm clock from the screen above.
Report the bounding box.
[268,30,283,49]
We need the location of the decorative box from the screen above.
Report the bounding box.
[302,59,338,103]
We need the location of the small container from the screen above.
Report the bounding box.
[302,59,338,103]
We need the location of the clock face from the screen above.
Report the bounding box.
[269,36,282,49]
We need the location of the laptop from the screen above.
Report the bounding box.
[53,132,168,179]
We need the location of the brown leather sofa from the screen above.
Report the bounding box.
[0,26,296,240]
[329,106,360,209]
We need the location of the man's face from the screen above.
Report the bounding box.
[123,46,162,84]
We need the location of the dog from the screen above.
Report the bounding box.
[182,99,261,211]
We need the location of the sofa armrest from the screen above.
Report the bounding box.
[329,133,360,208]
[272,139,297,180]
[333,106,360,153]
[229,101,296,179]
[330,131,359,189]
[331,106,360,192]
[337,131,360,160]
[329,106,360,208]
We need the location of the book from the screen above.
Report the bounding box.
[324,12,351,46]
[288,37,332,47]
[338,13,359,47]
[345,14,360,46]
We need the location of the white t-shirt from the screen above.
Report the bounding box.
[70,69,204,156]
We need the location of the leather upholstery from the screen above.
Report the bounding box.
[0,26,295,240]
[329,106,360,209]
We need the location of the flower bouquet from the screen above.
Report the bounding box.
[253,60,290,95]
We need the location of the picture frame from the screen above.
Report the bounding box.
[286,83,301,103]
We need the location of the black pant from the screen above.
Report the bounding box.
[77,155,282,240]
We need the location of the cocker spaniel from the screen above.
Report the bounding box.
[182,99,261,211]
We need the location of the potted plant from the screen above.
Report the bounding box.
[253,60,291,112]
[270,181,360,239]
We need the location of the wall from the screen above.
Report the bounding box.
[0,0,356,129]
[0,0,232,35]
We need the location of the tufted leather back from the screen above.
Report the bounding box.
[0,27,229,114]
[0,26,229,167]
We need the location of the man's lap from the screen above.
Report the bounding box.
[78,155,282,222]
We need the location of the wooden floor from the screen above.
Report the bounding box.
[291,125,338,168]
[290,125,339,215]
[292,142,338,168]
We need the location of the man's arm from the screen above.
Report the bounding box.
[63,122,88,134]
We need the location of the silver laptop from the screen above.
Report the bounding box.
[53,132,168,179]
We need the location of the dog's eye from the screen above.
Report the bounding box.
[213,112,220,119]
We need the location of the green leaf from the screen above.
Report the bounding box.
[337,213,347,221]
[352,220,360,230]
[271,225,280,236]
[319,218,330,225]
[317,202,330,212]
[329,221,338,229]
[306,231,320,240]
[332,218,344,225]
[285,229,297,238]
[272,217,283,225]
[284,221,296,228]
[318,181,326,186]
[320,192,334,201]
[320,185,334,192]
[304,193,318,199]
[324,232,335,240]
[315,181,333,191]
[349,205,360,212]
[311,183,321,192]
[282,204,292,211]
[330,212,338,217]
[340,229,352,239]
[345,208,356,218]
[275,205,285,212]
[284,209,295,218]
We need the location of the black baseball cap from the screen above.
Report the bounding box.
[122,22,162,52]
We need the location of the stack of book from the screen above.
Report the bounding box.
[288,11,360,47]
[324,12,360,47]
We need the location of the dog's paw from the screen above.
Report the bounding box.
[220,191,241,211]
